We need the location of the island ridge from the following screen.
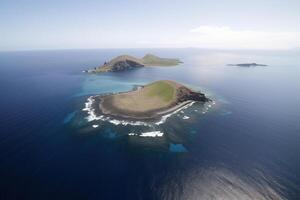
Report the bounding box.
[85,54,182,73]
[227,63,268,67]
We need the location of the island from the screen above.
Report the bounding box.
[84,54,182,73]
[90,80,209,120]
[227,63,268,67]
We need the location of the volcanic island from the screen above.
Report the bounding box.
[227,63,268,67]
[84,54,182,73]
[90,80,209,120]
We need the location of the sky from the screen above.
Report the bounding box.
[0,0,300,51]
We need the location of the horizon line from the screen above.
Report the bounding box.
[0,46,298,53]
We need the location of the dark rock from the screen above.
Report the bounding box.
[109,60,144,72]
[177,87,209,103]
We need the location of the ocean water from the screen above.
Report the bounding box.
[0,48,300,199]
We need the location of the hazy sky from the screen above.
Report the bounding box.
[1,0,300,50]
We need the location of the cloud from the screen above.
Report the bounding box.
[190,26,232,33]
[184,26,300,49]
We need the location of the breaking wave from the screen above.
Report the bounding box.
[82,96,153,127]
[128,131,164,137]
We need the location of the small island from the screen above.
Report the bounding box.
[91,80,209,120]
[227,63,268,67]
[85,54,182,73]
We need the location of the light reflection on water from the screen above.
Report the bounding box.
[158,166,285,200]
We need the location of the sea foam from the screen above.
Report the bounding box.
[82,96,153,127]
[128,131,164,137]
[155,101,195,125]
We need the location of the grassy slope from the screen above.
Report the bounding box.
[109,80,178,112]
[92,54,181,73]
[142,54,181,66]
[146,81,175,102]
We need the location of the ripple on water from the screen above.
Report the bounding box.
[169,143,188,152]
[158,167,286,200]
[62,111,77,124]
[105,128,117,139]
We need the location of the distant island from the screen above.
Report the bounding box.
[227,63,268,67]
[84,54,182,73]
[91,80,209,120]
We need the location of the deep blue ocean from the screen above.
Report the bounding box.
[0,48,300,199]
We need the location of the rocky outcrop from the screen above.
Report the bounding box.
[176,87,209,103]
[108,60,144,72]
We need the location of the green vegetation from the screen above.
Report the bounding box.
[102,80,180,114]
[142,54,181,66]
[146,81,175,102]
